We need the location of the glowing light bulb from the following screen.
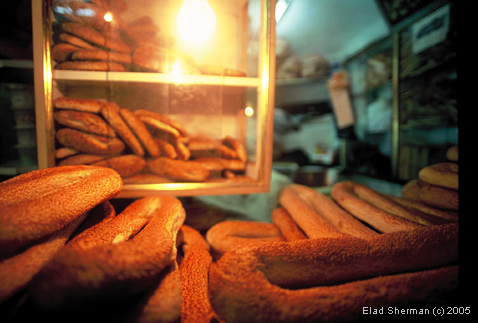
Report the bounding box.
[245,107,254,117]
[177,0,216,43]
[104,11,113,22]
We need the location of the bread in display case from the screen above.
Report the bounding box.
[32,0,276,197]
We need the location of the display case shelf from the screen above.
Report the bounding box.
[53,70,261,87]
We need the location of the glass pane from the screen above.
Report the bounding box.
[45,0,273,195]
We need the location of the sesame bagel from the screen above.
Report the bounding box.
[0,165,123,255]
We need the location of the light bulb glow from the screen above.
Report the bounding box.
[245,107,254,117]
[104,12,113,22]
[177,0,216,43]
[170,60,183,76]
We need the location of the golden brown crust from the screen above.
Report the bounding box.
[56,128,125,155]
[0,165,123,255]
[59,33,96,50]
[187,136,221,152]
[205,221,284,256]
[179,226,219,323]
[139,115,181,138]
[61,22,130,54]
[57,153,111,166]
[385,193,458,223]
[55,60,127,71]
[281,184,379,239]
[54,110,116,137]
[29,196,186,311]
[270,207,308,241]
[101,103,145,156]
[219,144,239,159]
[90,155,146,178]
[123,262,181,323]
[67,197,162,251]
[171,137,191,161]
[209,223,458,322]
[134,109,187,137]
[210,264,458,323]
[53,97,103,114]
[54,147,78,159]
[51,43,80,62]
[230,223,456,288]
[402,179,459,211]
[154,139,177,158]
[338,181,438,226]
[119,108,161,158]
[147,157,210,182]
[71,48,132,64]
[0,211,88,302]
[278,185,345,239]
[331,181,424,233]
[194,157,246,172]
[223,136,247,162]
[419,162,459,190]
[70,201,116,241]
[68,1,111,32]
[193,157,225,172]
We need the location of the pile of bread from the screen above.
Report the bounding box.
[53,96,250,184]
[205,146,459,322]
[50,0,246,76]
[276,37,331,80]
[0,146,459,322]
[402,145,458,212]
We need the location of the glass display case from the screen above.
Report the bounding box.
[32,0,276,198]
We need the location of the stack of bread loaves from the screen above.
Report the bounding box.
[52,96,250,184]
[401,145,459,213]
[0,147,460,322]
[51,0,141,71]
[50,0,247,76]
[0,165,220,323]
[207,148,460,322]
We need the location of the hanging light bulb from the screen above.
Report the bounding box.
[244,106,254,117]
[103,11,113,22]
[177,0,216,43]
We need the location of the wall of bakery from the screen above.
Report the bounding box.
[0,0,458,187]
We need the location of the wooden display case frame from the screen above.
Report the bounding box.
[31,0,276,198]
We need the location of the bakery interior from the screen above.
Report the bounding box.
[0,0,466,322]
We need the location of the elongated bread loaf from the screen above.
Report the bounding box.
[56,128,125,155]
[54,110,116,138]
[0,165,123,255]
[29,196,185,312]
[209,223,458,322]
[332,181,424,233]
